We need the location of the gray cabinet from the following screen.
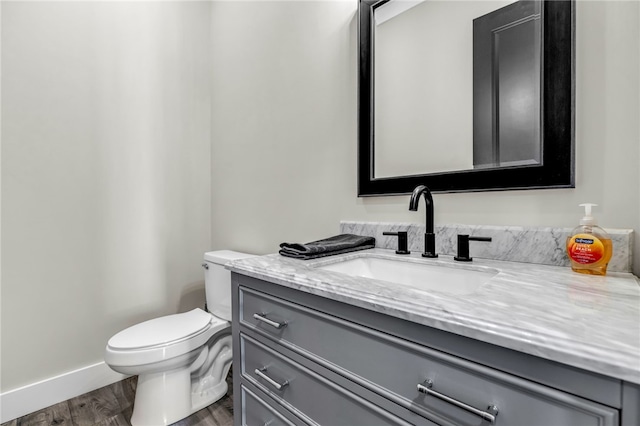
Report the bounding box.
[232,273,638,426]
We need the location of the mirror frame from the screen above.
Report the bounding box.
[358,0,575,196]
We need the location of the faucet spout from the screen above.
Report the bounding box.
[409,185,434,234]
[409,185,438,258]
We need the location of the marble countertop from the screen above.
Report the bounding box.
[227,249,640,384]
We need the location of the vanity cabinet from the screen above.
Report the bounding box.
[231,273,639,426]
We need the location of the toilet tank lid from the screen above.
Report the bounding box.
[204,250,255,265]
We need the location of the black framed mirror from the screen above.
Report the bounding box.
[358,0,575,196]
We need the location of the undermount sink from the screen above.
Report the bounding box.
[316,256,499,295]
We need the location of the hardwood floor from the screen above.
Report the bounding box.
[2,372,233,426]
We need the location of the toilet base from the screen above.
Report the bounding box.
[130,366,229,426]
[119,333,234,426]
[191,378,229,413]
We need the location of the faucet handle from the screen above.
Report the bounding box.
[383,231,410,255]
[454,234,492,262]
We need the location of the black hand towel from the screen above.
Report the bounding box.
[279,234,375,260]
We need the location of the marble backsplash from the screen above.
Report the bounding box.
[340,221,634,273]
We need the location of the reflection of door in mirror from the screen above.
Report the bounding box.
[374,1,517,179]
[473,1,541,169]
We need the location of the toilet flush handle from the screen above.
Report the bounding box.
[201,263,209,269]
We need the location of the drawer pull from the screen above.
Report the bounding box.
[253,313,287,329]
[417,379,499,424]
[255,367,289,391]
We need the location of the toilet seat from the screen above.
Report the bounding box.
[109,309,215,350]
[105,308,229,367]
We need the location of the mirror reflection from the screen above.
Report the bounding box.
[374,0,542,178]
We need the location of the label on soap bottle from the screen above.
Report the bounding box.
[567,234,605,264]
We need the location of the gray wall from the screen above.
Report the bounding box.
[1,0,638,402]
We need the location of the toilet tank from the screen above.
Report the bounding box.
[203,250,255,321]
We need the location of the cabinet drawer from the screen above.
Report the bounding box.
[240,333,413,426]
[241,384,300,426]
[240,287,619,426]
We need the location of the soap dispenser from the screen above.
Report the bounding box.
[566,203,612,275]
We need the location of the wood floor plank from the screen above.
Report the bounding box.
[11,400,72,426]
[205,404,233,426]
[95,404,134,426]
[67,384,123,425]
[93,411,131,426]
[109,377,137,413]
[172,407,220,426]
[217,395,234,419]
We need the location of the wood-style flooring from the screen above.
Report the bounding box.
[2,372,233,426]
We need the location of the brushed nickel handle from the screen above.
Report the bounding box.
[255,367,289,390]
[417,379,499,424]
[253,313,287,329]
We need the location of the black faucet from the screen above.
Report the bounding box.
[382,231,410,255]
[409,185,438,258]
[454,234,492,262]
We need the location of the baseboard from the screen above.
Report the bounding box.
[0,361,129,423]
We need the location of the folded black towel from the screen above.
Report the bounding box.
[279,234,375,260]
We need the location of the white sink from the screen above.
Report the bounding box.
[317,256,498,295]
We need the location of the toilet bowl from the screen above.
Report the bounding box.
[104,250,255,426]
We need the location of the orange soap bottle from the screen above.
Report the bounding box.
[566,203,613,275]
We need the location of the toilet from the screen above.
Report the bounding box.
[104,250,254,426]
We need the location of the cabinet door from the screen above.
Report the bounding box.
[241,384,301,426]
[240,333,418,426]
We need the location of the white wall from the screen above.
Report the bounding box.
[210,0,360,254]
[1,1,212,393]
[210,0,640,276]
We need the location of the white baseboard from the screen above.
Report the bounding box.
[0,362,129,423]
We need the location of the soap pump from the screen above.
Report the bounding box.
[566,203,612,275]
